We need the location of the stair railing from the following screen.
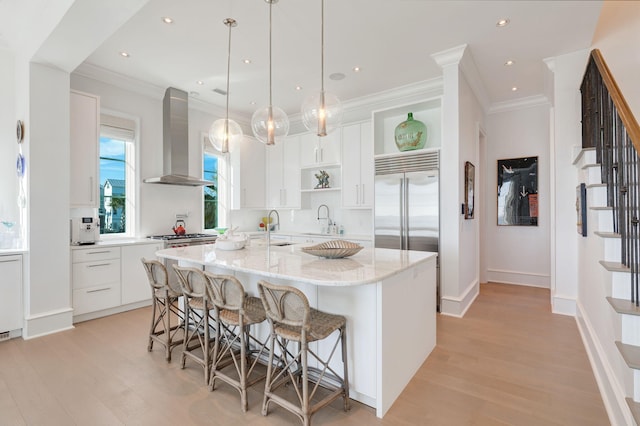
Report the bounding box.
[581,49,640,306]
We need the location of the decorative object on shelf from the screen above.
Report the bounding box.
[301,0,343,136]
[394,112,427,151]
[209,18,242,154]
[16,154,25,178]
[251,0,289,145]
[301,239,363,259]
[464,161,475,219]
[497,156,538,226]
[576,183,587,236]
[314,170,330,189]
[16,120,24,143]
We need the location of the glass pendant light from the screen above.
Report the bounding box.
[251,0,289,145]
[301,0,343,136]
[209,18,242,153]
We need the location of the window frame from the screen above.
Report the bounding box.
[98,110,140,240]
[202,133,229,232]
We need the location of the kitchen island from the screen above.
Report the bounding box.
[156,243,437,418]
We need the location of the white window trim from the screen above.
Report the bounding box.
[99,109,140,240]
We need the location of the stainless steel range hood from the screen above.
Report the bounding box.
[144,87,214,186]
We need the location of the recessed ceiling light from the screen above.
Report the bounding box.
[504,60,515,66]
[119,51,130,58]
[329,72,346,81]
[353,66,361,72]
[511,86,518,92]
[496,18,510,27]
[295,86,302,91]
[197,80,204,85]
[250,101,256,105]
[161,17,173,24]
[243,59,252,64]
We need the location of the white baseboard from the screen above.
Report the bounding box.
[575,301,634,426]
[487,268,550,288]
[552,294,577,316]
[73,299,152,323]
[23,308,74,339]
[440,279,479,317]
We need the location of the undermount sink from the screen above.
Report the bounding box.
[270,241,294,246]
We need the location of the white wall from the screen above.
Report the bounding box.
[485,104,551,288]
[0,49,19,239]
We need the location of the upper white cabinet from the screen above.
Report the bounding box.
[230,136,266,209]
[70,90,100,208]
[121,242,163,305]
[372,98,442,156]
[299,131,341,167]
[267,135,301,209]
[0,255,22,333]
[341,122,374,208]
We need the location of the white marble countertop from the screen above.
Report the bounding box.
[0,248,27,255]
[156,243,435,287]
[244,231,372,241]
[70,238,163,249]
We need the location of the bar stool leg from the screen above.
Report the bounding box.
[341,324,350,411]
[262,329,276,416]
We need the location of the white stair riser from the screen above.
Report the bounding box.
[622,314,640,346]
[585,166,602,186]
[587,185,607,207]
[597,209,614,233]
[603,238,622,261]
[612,271,632,299]
[583,150,597,164]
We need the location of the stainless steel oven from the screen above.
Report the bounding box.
[148,234,217,287]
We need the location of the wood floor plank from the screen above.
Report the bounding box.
[0,283,609,425]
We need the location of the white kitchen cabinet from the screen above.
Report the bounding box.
[0,255,22,333]
[231,136,266,209]
[267,135,300,209]
[70,90,100,208]
[299,131,341,167]
[341,122,374,208]
[72,247,121,316]
[121,242,163,305]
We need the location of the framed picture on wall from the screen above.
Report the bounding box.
[576,183,587,236]
[464,161,475,219]
[497,156,538,226]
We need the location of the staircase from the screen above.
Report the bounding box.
[578,49,640,425]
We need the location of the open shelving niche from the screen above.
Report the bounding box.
[372,97,442,157]
[300,164,341,209]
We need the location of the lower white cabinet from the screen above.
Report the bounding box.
[0,255,22,333]
[71,242,162,319]
[72,247,121,316]
[121,243,163,305]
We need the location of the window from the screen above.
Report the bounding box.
[99,114,136,236]
[203,136,228,231]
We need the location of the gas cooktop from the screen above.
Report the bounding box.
[148,233,214,240]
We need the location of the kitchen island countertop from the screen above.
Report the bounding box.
[156,243,434,287]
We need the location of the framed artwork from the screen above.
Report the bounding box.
[576,183,587,236]
[464,161,475,219]
[497,156,538,226]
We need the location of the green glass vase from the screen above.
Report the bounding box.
[394,112,427,152]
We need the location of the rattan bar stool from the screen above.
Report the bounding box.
[140,258,184,362]
[257,280,350,426]
[205,273,269,412]
[173,265,216,383]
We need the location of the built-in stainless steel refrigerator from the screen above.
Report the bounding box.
[374,151,440,308]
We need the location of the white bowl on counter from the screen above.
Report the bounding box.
[215,232,248,251]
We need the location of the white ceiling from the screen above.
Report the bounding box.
[5,0,604,118]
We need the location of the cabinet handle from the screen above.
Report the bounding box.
[87,263,111,268]
[319,147,324,163]
[0,258,18,264]
[355,184,359,204]
[314,147,318,163]
[87,286,111,294]
[89,177,94,202]
[86,251,110,255]
[361,183,365,204]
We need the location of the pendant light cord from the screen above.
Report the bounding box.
[224,19,235,126]
[269,1,273,108]
[321,0,324,94]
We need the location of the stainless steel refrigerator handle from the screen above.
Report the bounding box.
[403,177,410,249]
[399,177,405,249]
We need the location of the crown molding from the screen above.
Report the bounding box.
[488,94,550,115]
[431,44,467,68]
[73,61,165,100]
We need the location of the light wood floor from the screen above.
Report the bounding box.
[0,283,609,425]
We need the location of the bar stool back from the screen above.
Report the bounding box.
[140,258,184,361]
[173,265,215,383]
[205,273,268,412]
[257,280,350,426]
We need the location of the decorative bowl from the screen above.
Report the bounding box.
[301,240,363,259]
[215,238,246,251]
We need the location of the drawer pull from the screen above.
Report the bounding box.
[87,287,111,294]
[87,263,111,268]
[86,251,111,255]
